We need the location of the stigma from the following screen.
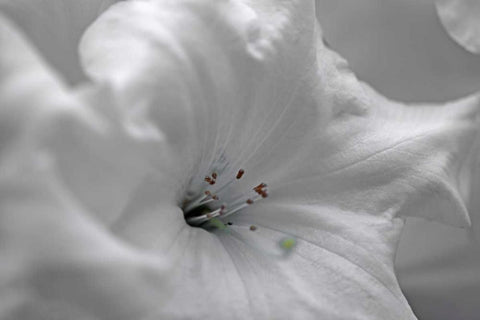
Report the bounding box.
[182,168,268,229]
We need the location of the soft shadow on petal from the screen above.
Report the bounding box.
[0,14,171,320]
[0,0,121,84]
[436,0,480,55]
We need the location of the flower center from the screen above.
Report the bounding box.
[182,168,268,230]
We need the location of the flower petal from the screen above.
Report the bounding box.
[266,38,480,228]
[0,0,120,84]
[436,0,480,54]
[79,0,322,191]
[0,14,172,319]
[224,203,416,319]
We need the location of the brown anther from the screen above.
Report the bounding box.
[212,195,219,200]
[253,183,267,192]
[246,199,254,205]
[204,190,211,196]
[236,169,245,179]
[250,225,257,231]
[260,191,268,198]
[209,180,216,185]
[204,176,212,183]
[211,172,217,179]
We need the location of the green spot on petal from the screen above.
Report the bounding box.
[205,218,227,230]
[280,237,296,250]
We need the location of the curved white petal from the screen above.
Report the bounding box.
[225,203,415,319]
[436,0,480,54]
[0,0,121,84]
[79,0,322,194]
[0,14,172,319]
[266,38,480,228]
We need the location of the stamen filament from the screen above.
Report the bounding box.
[183,167,269,229]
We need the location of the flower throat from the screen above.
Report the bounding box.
[182,168,268,230]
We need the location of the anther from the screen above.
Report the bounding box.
[246,199,254,205]
[236,169,245,179]
[253,183,267,193]
[250,225,257,231]
[211,172,217,180]
[219,204,226,214]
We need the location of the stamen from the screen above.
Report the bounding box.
[183,167,270,229]
[186,206,224,225]
[183,191,212,212]
[236,169,245,179]
[253,183,267,193]
[204,174,216,185]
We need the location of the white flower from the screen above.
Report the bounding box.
[0,1,479,319]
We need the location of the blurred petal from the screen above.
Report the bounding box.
[0,0,121,84]
[0,14,171,320]
[437,0,480,54]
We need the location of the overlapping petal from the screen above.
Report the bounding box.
[0,13,171,320]
[437,0,480,54]
[0,0,121,84]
